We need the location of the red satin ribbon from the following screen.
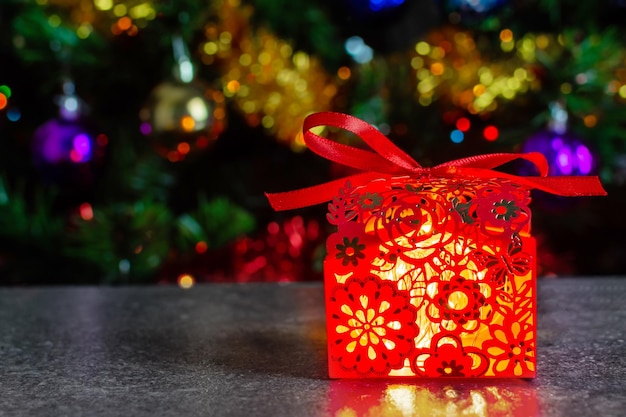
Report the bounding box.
[266,112,607,211]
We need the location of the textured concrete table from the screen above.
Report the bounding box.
[1,278,625,417]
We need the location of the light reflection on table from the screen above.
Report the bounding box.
[328,379,539,417]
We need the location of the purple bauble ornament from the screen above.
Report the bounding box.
[522,129,597,176]
[32,118,106,187]
[33,118,94,164]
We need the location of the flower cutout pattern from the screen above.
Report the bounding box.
[428,276,491,331]
[324,175,536,378]
[358,192,383,209]
[483,316,536,377]
[492,199,520,221]
[336,237,366,266]
[413,334,489,377]
[328,276,418,376]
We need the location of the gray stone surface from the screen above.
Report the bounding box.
[0,278,624,416]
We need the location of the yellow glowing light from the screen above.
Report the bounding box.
[180,115,195,131]
[94,0,113,11]
[129,3,154,20]
[227,68,241,81]
[560,82,573,94]
[262,115,274,128]
[335,407,357,417]
[500,40,515,52]
[514,68,527,81]
[239,53,252,66]
[409,57,423,71]
[178,274,195,289]
[226,80,240,93]
[619,85,626,98]
[386,385,417,415]
[430,46,445,60]
[499,29,514,42]
[48,15,61,27]
[77,23,92,39]
[536,34,550,49]
[415,41,431,56]
[507,77,520,90]
[521,38,536,54]
[258,51,272,65]
[472,84,486,96]
[448,290,469,310]
[479,68,493,85]
[243,100,256,113]
[418,96,432,106]
[583,114,598,127]
[113,4,127,17]
[236,84,249,97]
[292,52,310,69]
[203,42,218,55]
[294,79,307,92]
[416,68,430,81]
[219,31,232,44]
[430,62,444,76]
[337,66,351,80]
[418,79,435,94]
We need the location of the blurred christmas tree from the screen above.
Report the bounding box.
[1,0,625,285]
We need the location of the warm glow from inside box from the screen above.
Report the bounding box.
[325,176,536,378]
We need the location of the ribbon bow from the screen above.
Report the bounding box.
[266,112,607,211]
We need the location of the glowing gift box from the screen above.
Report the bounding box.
[266,112,606,378]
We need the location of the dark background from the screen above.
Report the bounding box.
[1,0,625,285]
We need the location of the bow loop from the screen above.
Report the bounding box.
[266,112,606,211]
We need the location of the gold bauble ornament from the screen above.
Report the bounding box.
[139,80,226,162]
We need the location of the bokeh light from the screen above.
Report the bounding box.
[450,129,464,143]
[483,125,499,141]
[200,0,338,151]
[79,202,94,221]
[456,117,470,131]
[177,273,195,289]
[522,129,596,176]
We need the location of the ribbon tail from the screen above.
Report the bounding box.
[521,175,608,196]
[438,152,550,176]
[453,167,607,196]
[265,172,381,211]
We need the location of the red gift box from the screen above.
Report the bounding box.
[267,112,606,378]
